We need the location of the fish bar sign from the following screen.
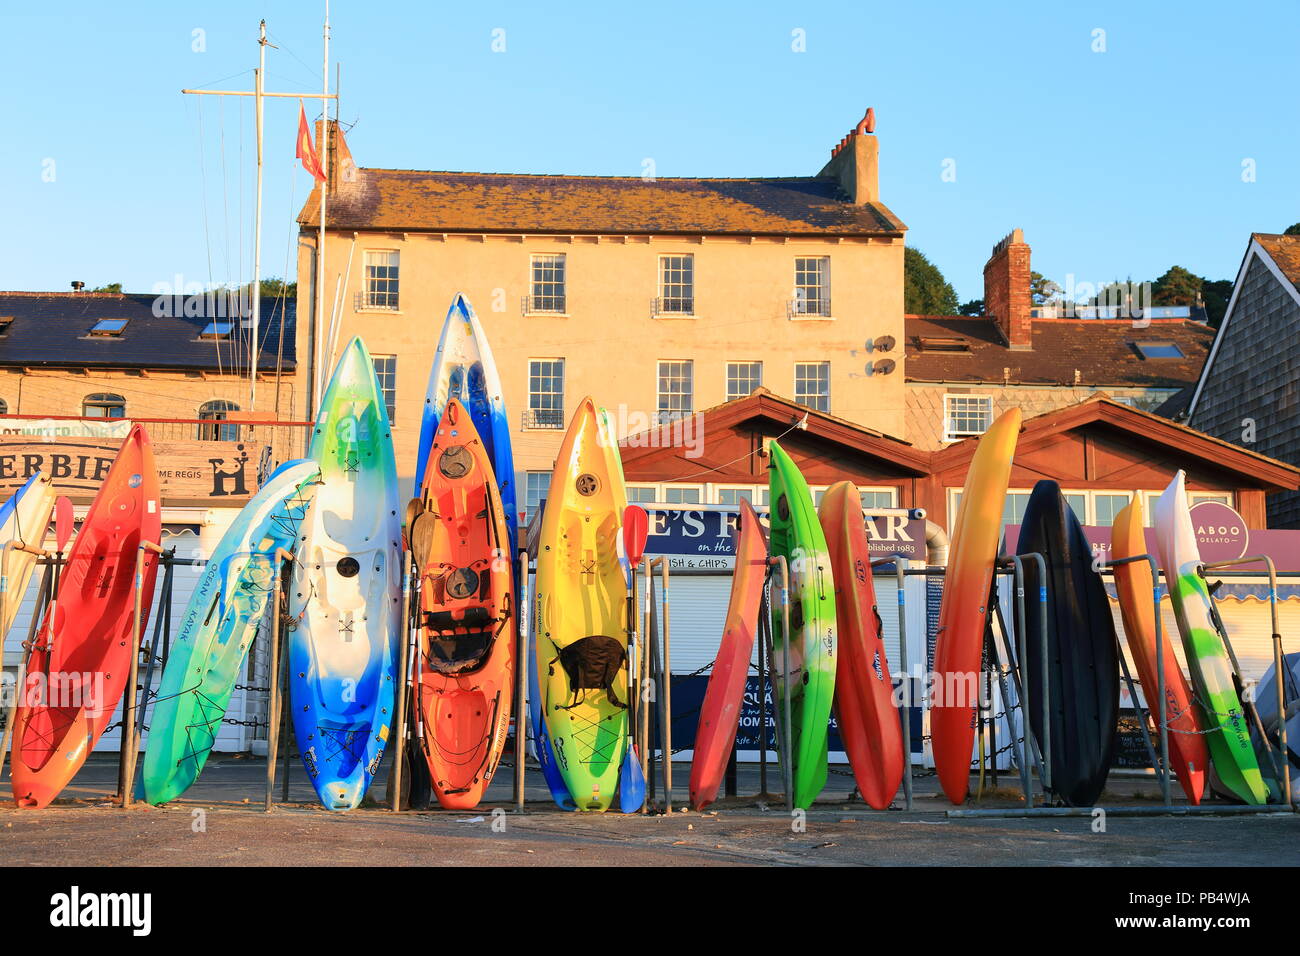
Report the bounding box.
[0,437,269,502]
[644,506,926,569]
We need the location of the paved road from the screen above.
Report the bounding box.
[3,756,1297,866]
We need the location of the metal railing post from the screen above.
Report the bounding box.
[120,540,164,809]
[265,547,295,811]
[391,556,413,812]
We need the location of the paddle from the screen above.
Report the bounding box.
[619,506,649,813]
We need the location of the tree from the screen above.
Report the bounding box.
[1153,266,1203,306]
[91,282,123,293]
[904,247,959,315]
[958,299,984,316]
[1030,272,1061,306]
[1284,223,1300,236]
[1200,279,1233,327]
[258,277,296,299]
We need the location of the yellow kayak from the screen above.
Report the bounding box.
[534,397,629,811]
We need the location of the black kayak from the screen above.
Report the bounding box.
[1015,480,1120,806]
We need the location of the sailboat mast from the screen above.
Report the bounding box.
[315,1,330,417]
[251,19,267,411]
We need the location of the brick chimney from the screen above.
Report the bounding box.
[817,108,879,204]
[314,118,356,193]
[983,228,1033,349]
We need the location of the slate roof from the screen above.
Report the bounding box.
[0,292,296,372]
[904,314,1213,387]
[1254,233,1300,292]
[298,169,907,237]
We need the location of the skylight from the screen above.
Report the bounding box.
[917,336,971,353]
[89,318,128,337]
[200,321,234,340]
[1134,341,1184,359]
[0,317,12,335]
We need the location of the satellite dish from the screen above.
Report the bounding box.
[873,358,897,375]
[863,339,875,353]
[863,362,874,376]
[874,335,896,353]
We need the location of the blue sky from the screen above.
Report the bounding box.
[2,1,1296,301]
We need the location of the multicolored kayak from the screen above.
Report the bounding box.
[690,499,767,811]
[407,398,514,810]
[416,293,517,557]
[931,407,1021,805]
[0,471,57,638]
[290,337,403,810]
[142,460,320,805]
[819,480,904,810]
[1154,470,1269,805]
[766,440,836,810]
[1016,481,1119,807]
[10,424,161,808]
[534,398,629,811]
[1111,495,1208,804]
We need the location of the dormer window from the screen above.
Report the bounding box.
[200,321,234,340]
[89,318,128,337]
[0,317,12,336]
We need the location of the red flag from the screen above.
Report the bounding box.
[295,101,326,182]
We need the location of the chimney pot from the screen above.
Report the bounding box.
[71,281,85,292]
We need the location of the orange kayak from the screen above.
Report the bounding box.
[408,399,514,810]
[689,499,767,810]
[1112,496,1208,803]
[819,481,904,809]
[10,424,161,808]
[931,408,1021,804]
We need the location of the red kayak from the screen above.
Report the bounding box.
[9,424,161,808]
[819,481,904,809]
[408,399,514,810]
[690,499,767,810]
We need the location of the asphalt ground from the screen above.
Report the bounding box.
[2,753,1298,866]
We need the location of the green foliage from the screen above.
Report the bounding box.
[1153,266,1203,306]
[1284,223,1300,236]
[1030,272,1061,305]
[958,299,984,316]
[904,247,959,315]
[258,277,296,299]
[90,282,123,293]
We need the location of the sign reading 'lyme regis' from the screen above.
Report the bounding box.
[0,437,269,502]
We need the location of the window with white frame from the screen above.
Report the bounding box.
[197,400,240,442]
[944,394,993,440]
[794,361,830,412]
[791,257,831,317]
[715,486,761,507]
[363,251,400,310]
[656,255,694,315]
[1093,493,1132,527]
[627,485,658,505]
[726,361,762,402]
[859,488,898,511]
[524,472,551,521]
[529,254,566,313]
[371,355,397,421]
[657,360,693,422]
[525,359,565,429]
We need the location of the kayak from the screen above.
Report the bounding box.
[534,397,629,811]
[142,459,320,805]
[10,424,161,808]
[690,498,766,810]
[416,293,517,557]
[766,440,836,810]
[1016,480,1119,807]
[290,336,403,810]
[0,471,57,638]
[818,480,904,810]
[1111,495,1208,804]
[931,408,1021,805]
[408,398,514,809]
[1154,471,1269,804]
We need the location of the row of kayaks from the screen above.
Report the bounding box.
[929,408,1294,808]
[2,299,1293,811]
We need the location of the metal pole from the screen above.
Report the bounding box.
[390,556,412,812]
[515,548,528,810]
[250,20,266,409]
[121,541,164,809]
[757,589,769,799]
[989,568,1030,803]
[893,559,913,810]
[639,556,651,810]
[1022,551,1051,795]
[265,547,294,811]
[768,555,793,813]
[0,552,52,782]
[134,557,174,756]
[313,2,331,418]
[660,561,672,813]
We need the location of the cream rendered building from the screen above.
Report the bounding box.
[296,115,907,511]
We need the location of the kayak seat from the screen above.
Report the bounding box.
[558,635,627,709]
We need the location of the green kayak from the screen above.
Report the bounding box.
[767,440,837,809]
